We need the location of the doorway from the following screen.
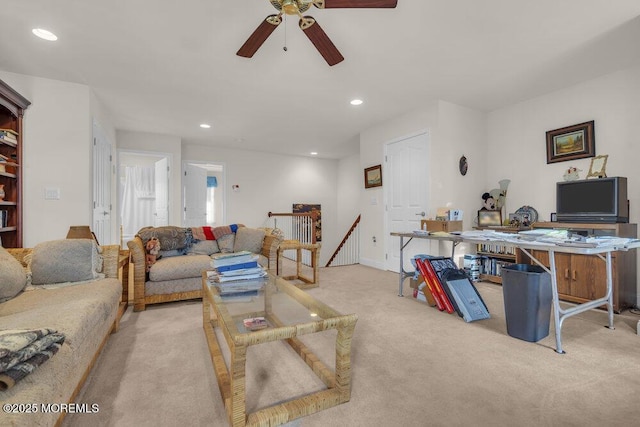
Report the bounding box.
[92,120,113,245]
[118,150,171,246]
[183,161,225,227]
[384,131,430,273]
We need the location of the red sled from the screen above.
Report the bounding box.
[414,258,455,314]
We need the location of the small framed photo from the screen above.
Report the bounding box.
[478,210,502,227]
[546,120,595,164]
[364,164,382,188]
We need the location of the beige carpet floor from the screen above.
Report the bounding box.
[63,264,640,427]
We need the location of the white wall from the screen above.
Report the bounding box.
[488,63,640,303]
[0,71,95,246]
[336,153,361,236]
[182,143,340,266]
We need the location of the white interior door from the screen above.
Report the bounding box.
[385,131,430,272]
[92,121,112,245]
[184,163,207,227]
[154,158,169,226]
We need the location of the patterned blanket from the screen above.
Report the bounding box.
[0,328,66,390]
[137,226,193,250]
[191,224,244,241]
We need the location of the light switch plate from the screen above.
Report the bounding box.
[45,187,60,200]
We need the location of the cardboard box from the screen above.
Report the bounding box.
[421,220,463,233]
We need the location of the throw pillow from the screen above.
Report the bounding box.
[216,234,235,253]
[233,227,266,254]
[0,247,27,302]
[187,240,220,255]
[31,239,103,285]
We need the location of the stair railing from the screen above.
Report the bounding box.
[266,211,318,266]
[326,215,360,267]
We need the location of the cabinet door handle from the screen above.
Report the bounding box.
[572,270,577,281]
[564,268,570,279]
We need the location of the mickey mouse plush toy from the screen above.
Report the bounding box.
[481,192,496,210]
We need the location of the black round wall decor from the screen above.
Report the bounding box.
[459,155,468,176]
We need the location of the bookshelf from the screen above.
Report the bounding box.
[476,242,518,284]
[473,226,524,284]
[0,79,30,248]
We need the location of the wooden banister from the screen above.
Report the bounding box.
[326,215,360,267]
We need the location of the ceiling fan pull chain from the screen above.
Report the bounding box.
[284,14,288,51]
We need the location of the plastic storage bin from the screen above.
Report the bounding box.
[501,264,552,342]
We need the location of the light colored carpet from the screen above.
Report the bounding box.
[63,264,640,427]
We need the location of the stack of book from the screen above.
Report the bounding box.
[208,251,267,299]
[0,153,11,173]
[0,129,18,146]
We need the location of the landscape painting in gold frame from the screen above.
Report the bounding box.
[546,120,595,164]
[364,164,382,188]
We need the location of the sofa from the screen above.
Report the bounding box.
[0,240,122,427]
[127,225,281,311]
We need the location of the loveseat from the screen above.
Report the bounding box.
[0,240,122,427]
[127,225,281,311]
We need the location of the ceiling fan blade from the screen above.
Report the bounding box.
[314,0,397,8]
[299,17,344,66]
[236,15,281,58]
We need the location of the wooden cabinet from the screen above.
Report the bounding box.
[421,220,463,233]
[529,222,637,312]
[0,79,30,248]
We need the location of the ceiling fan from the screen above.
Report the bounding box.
[237,0,398,66]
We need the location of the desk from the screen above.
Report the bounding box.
[390,232,463,297]
[391,231,640,353]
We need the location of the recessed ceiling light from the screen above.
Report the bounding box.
[350,99,363,106]
[310,152,318,156]
[199,123,211,129]
[32,28,58,41]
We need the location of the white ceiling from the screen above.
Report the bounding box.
[1,1,639,159]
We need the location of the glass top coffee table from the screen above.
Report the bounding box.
[202,271,358,427]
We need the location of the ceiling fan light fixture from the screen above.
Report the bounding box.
[282,0,300,15]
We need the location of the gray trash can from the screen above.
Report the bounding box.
[501,264,552,342]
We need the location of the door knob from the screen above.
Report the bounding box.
[415,212,426,217]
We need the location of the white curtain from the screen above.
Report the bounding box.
[121,166,155,242]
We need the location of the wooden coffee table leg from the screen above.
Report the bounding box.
[335,317,357,402]
[229,345,248,427]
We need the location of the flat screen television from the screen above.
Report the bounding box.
[556,177,628,223]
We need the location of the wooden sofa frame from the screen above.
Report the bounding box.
[7,245,122,427]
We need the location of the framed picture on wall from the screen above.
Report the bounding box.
[546,120,595,164]
[364,165,382,188]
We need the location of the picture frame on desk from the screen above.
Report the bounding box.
[478,210,502,227]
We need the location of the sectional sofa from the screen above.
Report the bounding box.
[0,240,122,427]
